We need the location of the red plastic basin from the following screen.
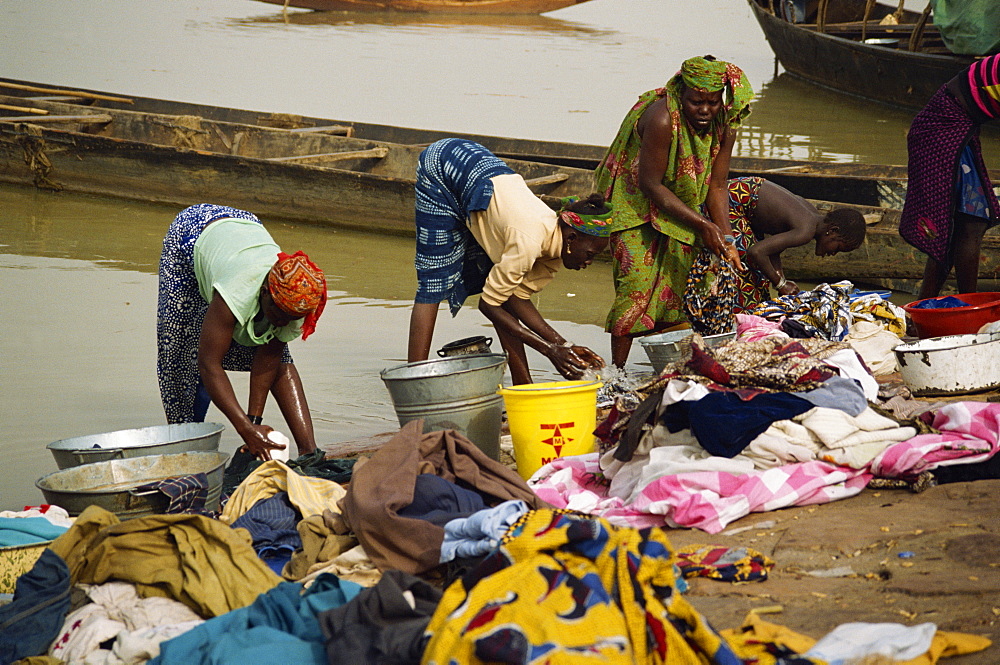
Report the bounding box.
[902,292,1000,339]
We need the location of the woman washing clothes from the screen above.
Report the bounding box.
[407,138,612,385]
[899,53,1000,301]
[157,203,327,461]
[594,55,754,368]
[725,176,867,311]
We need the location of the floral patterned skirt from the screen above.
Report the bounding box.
[605,224,695,337]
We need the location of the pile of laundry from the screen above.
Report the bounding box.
[529,299,1000,533]
[1,416,995,664]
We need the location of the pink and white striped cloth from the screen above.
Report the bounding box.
[528,402,1000,534]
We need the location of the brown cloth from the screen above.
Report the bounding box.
[338,420,553,574]
[48,505,282,618]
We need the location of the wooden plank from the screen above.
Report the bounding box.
[524,173,569,187]
[266,147,389,164]
[0,82,133,104]
[0,114,113,124]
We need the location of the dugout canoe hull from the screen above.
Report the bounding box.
[250,0,592,12]
[0,94,594,234]
[747,0,976,111]
[3,82,1000,287]
[0,76,915,208]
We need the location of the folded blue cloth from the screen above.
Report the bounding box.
[663,391,814,458]
[0,517,67,547]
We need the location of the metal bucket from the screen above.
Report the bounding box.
[47,422,224,470]
[380,354,508,460]
[437,335,493,357]
[638,328,736,374]
[35,451,229,518]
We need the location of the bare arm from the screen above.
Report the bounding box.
[705,128,743,270]
[479,296,603,383]
[198,292,280,459]
[745,230,811,291]
[637,103,725,257]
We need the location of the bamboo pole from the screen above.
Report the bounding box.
[0,82,133,105]
[524,173,570,187]
[267,147,389,164]
[0,114,113,123]
[817,0,829,33]
[0,103,49,115]
[908,4,932,52]
[861,0,877,41]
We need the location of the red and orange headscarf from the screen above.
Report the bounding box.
[267,250,327,340]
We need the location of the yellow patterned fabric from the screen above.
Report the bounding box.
[675,544,775,583]
[422,509,736,664]
[849,295,907,336]
[0,542,49,594]
[720,614,821,664]
[220,459,347,524]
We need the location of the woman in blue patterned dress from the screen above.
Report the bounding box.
[156,203,327,460]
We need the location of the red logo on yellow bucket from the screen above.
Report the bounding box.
[540,422,575,456]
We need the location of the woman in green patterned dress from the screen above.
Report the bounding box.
[595,55,754,367]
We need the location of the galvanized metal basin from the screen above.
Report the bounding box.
[35,451,229,518]
[46,422,225,470]
[638,329,737,374]
[895,332,1000,396]
[380,353,508,460]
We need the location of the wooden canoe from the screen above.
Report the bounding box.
[2,80,999,289]
[0,93,596,234]
[0,77,916,209]
[250,0,593,13]
[747,0,977,111]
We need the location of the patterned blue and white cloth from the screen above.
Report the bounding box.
[156,204,292,424]
[413,138,514,315]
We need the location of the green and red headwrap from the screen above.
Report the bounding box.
[557,197,614,237]
[267,250,327,340]
[667,55,755,128]
[680,56,730,92]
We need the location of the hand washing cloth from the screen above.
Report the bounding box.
[413,138,515,314]
[156,204,297,424]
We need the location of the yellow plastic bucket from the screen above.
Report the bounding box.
[498,379,603,480]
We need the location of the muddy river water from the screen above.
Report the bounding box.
[1,185,625,507]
